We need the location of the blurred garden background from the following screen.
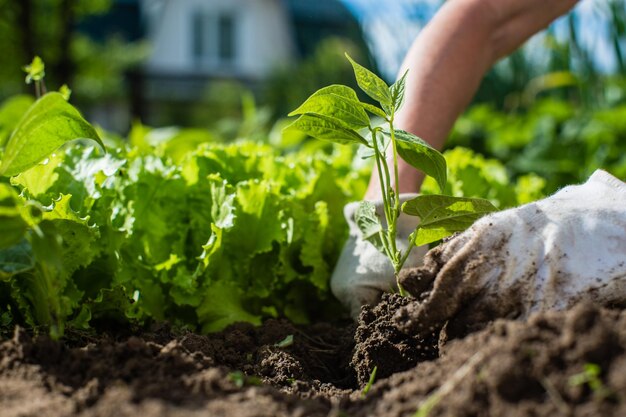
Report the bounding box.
[2,0,626,193]
[2,0,626,332]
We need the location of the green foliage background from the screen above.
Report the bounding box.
[0,0,147,98]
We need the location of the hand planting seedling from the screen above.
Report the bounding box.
[286,54,496,313]
[396,170,626,338]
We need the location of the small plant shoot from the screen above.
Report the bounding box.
[22,56,46,98]
[286,54,496,288]
[569,363,614,400]
[361,366,378,398]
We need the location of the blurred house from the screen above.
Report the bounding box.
[142,0,293,101]
[80,0,368,127]
[132,0,366,123]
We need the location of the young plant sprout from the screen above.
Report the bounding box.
[286,54,496,289]
[22,56,47,98]
[361,366,378,398]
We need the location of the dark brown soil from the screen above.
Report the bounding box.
[1,297,625,417]
[351,294,439,385]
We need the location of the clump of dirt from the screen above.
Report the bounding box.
[1,300,625,417]
[351,293,438,385]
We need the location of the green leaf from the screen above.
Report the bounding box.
[233,180,287,257]
[288,85,370,129]
[0,92,104,177]
[21,220,73,337]
[41,194,100,275]
[360,102,388,119]
[357,129,391,160]
[345,53,392,107]
[275,334,294,348]
[197,281,261,333]
[0,184,29,249]
[361,366,377,398]
[409,228,458,248]
[403,195,497,246]
[10,152,64,200]
[197,224,223,271]
[86,287,134,324]
[0,95,35,148]
[284,113,368,146]
[390,129,447,192]
[210,181,236,229]
[297,201,331,290]
[390,69,409,111]
[355,201,386,254]
[0,239,34,279]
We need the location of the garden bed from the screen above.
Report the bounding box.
[1,295,625,417]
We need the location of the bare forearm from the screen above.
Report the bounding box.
[366,0,579,198]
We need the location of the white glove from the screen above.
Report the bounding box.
[331,194,429,318]
[396,170,626,336]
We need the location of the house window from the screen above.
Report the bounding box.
[192,11,237,68]
[218,15,235,62]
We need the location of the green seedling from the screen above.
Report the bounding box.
[59,84,72,101]
[569,363,614,400]
[23,56,46,98]
[286,54,496,289]
[275,334,294,348]
[0,309,12,327]
[413,391,442,417]
[361,366,378,398]
[0,308,14,338]
[229,371,262,388]
[413,352,485,417]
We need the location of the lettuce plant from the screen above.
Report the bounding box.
[286,54,496,286]
[0,60,368,336]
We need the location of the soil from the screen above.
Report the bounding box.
[1,296,625,417]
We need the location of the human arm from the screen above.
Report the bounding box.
[365,0,580,198]
[333,0,581,317]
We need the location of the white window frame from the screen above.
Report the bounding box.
[191,10,238,70]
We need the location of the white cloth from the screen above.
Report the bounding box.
[396,170,626,335]
[331,194,429,318]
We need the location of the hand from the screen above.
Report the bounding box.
[396,170,626,337]
[331,194,429,318]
